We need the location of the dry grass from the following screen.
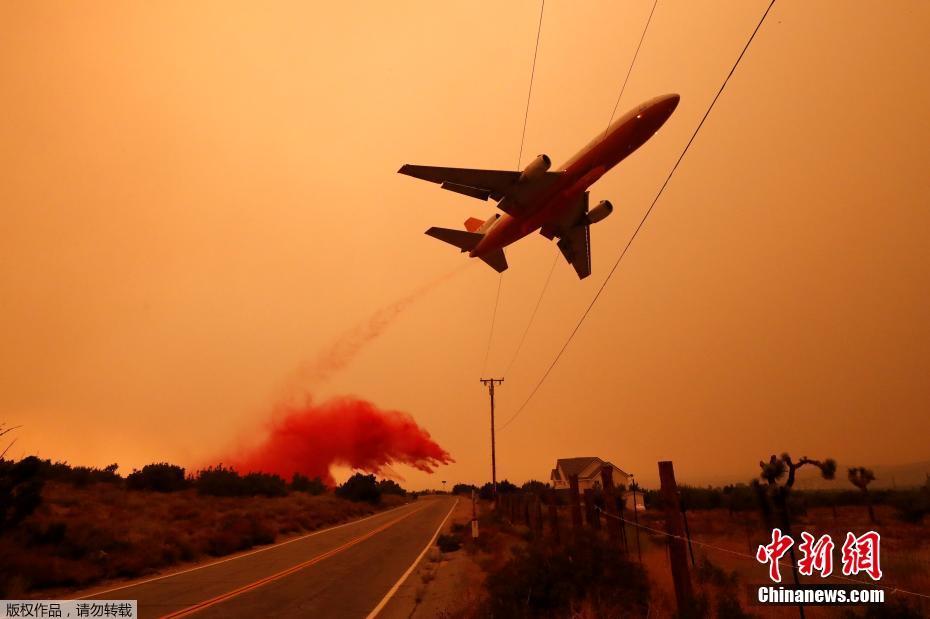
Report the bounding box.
[0,481,407,596]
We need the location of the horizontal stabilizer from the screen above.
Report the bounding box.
[425,227,483,252]
[478,249,508,273]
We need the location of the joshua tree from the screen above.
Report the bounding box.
[848,466,877,523]
[752,452,836,607]
[759,453,837,490]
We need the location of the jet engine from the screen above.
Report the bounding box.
[585,200,614,224]
[519,154,551,183]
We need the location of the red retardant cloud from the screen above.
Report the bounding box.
[226,397,453,486]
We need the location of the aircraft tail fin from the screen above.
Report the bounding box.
[463,217,484,232]
[478,248,508,273]
[425,227,483,252]
[425,226,509,273]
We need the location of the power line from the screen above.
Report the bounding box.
[503,249,559,377]
[485,0,545,377]
[481,273,503,375]
[604,0,659,136]
[516,0,546,170]
[498,0,778,431]
[504,0,653,381]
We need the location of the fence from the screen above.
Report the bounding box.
[491,461,930,617]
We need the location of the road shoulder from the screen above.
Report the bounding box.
[377,496,483,619]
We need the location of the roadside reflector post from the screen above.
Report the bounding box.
[658,460,695,616]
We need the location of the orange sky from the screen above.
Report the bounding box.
[2,1,928,489]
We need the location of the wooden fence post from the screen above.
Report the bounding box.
[658,461,695,616]
[601,466,621,547]
[569,474,583,537]
[583,489,600,530]
[535,496,544,539]
[547,490,560,546]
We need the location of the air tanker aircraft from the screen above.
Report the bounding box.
[399,94,680,279]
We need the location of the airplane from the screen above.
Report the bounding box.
[398,93,680,279]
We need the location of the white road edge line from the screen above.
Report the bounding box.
[366,498,459,619]
[77,501,415,599]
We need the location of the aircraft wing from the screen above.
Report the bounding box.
[557,224,591,280]
[541,191,592,280]
[398,164,520,202]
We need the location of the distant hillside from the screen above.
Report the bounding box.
[794,460,930,490]
[675,460,930,490]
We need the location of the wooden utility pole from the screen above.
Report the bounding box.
[479,378,503,503]
[630,473,642,564]
[658,461,695,616]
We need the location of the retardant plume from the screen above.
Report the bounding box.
[282,264,468,398]
[225,396,453,485]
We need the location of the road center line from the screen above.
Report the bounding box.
[158,503,429,619]
[79,501,414,599]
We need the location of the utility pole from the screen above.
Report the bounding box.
[479,377,504,504]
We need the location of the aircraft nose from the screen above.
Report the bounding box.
[661,93,680,114]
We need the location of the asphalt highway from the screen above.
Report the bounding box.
[79,496,457,619]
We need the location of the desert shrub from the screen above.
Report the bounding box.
[336,473,380,503]
[891,489,930,523]
[436,533,461,553]
[242,472,287,497]
[0,456,44,531]
[521,480,548,494]
[193,466,287,497]
[206,513,277,556]
[482,532,649,618]
[194,465,245,496]
[126,463,187,492]
[478,479,518,500]
[26,460,122,486]
[377,479,406,496]
[290,473,326,495]
[452,483,477,495]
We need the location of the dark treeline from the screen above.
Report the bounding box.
[1,456,408,504]
[452,476,930,524]
[640,483,930,522]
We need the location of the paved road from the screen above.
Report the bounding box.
[79,496,457,619]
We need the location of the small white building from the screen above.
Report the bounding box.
[550,456,630,491]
